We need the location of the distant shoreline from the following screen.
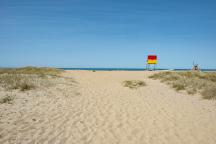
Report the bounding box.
[60,68,216,72]
[0,67,215,72]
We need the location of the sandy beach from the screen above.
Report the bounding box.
[0,70,216,144]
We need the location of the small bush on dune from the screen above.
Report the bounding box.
[122,80,146,89]
[20,83,35,91]
[172,83,185,91]
[0,94,14,104]
[187,88,197,95]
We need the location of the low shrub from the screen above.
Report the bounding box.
[0,94,14,104]
[122,80,146,89]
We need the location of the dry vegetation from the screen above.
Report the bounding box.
[149,71,216,100]
[122,80,146,89]
[0,94,14,104]
[0,66,61,76]
[0,67,62,103]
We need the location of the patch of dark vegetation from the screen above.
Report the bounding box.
[172,83,185,91]
[149,71,216,100]
[122,80,146,89]
[20,83,35,91]
[0,94,14,104]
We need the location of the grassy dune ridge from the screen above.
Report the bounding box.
[0,67,62,103]
[0,67,61,91]
[0,66,61,76]
[0,67,62,90]
[149,71,216,100]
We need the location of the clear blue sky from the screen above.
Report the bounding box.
[1,0,216,69]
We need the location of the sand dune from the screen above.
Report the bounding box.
[0,71,216,144]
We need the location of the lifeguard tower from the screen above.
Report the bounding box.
[146,55,157,71]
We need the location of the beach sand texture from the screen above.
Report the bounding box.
[0,71,216,144]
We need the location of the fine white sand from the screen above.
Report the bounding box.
[0,70,216,144]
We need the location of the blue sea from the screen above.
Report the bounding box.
[61,68,216,72]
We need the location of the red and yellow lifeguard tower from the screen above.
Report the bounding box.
[146,55,157,70]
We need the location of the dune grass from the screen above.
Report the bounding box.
[0,66,61,76]
[201,86,216,100]
[0,67,62,91]
[122,80,146,89]
[149,71,216,100]
[0,74,36,91]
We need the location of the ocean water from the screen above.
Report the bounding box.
[61,68,216,72]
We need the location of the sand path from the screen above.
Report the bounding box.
[1,71,216,144]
